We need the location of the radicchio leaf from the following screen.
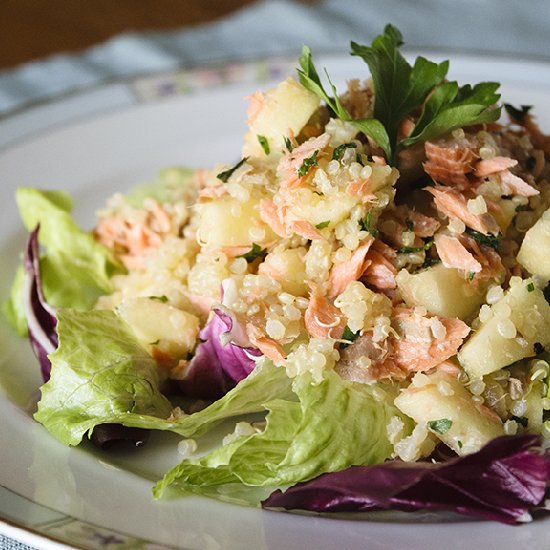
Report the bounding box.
[178,307,262,399]
[262,435,550,524]
[23,226,57,381]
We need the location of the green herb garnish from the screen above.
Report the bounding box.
[299,25,501,164]
[465,228,500,250]
[468,271,476,281]
[315,221,330,229]
[149,295,169,303]
[332,142,357,160]
[237,243,267,263]
[457,440,463,449]
[359,210,379,236]
[526,156,536,171]
[284,136,294,152]
[257,135,270,155]
[527,282,535,293]
[427,418,453,434]
[504,103,532,123]
[511,415,528,427]
[216,157,249,183]
[341,325,360,348]
[297,150,319,177]
[396,239,433,254]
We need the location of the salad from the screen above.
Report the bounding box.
[4,25,550,524]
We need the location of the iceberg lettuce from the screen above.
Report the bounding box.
[34,306,292,446]
[3,188,123,335]
[153,370,398,502]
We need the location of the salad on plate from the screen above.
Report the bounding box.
[4,25,550,525]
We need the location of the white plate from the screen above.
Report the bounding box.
[1,53,550,550]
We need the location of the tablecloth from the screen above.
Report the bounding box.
[1,0,549,117]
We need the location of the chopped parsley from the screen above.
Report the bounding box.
[149,295,169,303]
[504,103,532,124]
[359,210,379,236]
[298,25,500,164]
[297,150,319,177]
[465,228,500,250]
[396,239,434,254]
[526,156,537,171]
[332,142,357,161]
[468,271,476,281]
[422,256,441,268]
[284,136,294,152]
[341,325,360,348]
[457,440,463,449]
[405,218,414,231]
[237,243,267,263]
[427,418,453,435]
[216,157,249,183]
[511,415,528,427]
[527,282,535,293]
[257,135,270,155]
[315,220,330,229]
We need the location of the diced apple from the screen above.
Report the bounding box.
[458,278,550,378]
[396,263,486,320]
[258,248,308,296]
[517,208,550,279]
[288,188,358,228]
[395,372,504,455]
[197,197,274,248]
[242,78,320,159]
[117,297,199,358]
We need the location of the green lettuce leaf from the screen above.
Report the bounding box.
[124,167,195,208]
[35,309,292,446]
[154,370,398,502]
[34,309,173,445]
[2,265,28,336]
[3,188,124,333]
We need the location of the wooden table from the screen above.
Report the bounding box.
[0,0,261,70]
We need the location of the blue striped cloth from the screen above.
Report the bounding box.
[0,0,548,116]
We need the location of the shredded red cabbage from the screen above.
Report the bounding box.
[177,307,261,399]
[23,226,57,381]
[263,435,550,524]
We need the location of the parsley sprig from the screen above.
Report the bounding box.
[298,25,501,165]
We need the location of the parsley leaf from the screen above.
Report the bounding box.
[465,228,500,250]
[396,239,434,254]
[216,157,248,183]
[504,104,532,123]
[341,325,360,348]
[298,46,391,159]
[257,135,270,155]
[427,418,453,434]
[284,136,294,152]
[332,142,357,160]
[299,25,501,165]
[237,243,267,263]
[351,26,448,159]
[315,221,330,229]
[359,210,379,236]
[149,295,169,303]
[297,150,319,177]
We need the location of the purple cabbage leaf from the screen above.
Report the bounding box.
[263,435,550,524]
[178,306,262,399]
[23,225,58,381]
